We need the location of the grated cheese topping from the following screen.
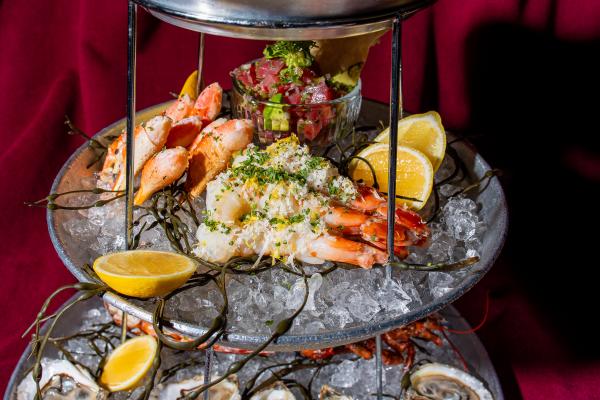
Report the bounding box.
[194,135,358,264]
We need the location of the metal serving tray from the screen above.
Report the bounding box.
[135,0,435,39]
[4,296,504,400]
[46,99,508,352]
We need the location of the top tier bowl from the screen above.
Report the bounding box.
[134,0,435,39]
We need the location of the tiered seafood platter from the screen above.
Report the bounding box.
[6,1,509,399]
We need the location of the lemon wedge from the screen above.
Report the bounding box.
[100,335,158,392]
[349,144,433,210]
[93,250,196,298]
[374,111,446,172]
[179,70,199,100]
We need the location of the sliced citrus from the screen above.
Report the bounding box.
[349,144,433,210]
[179,70,199,100]
[93,250,196,298]
[100,335,157,392]
[374,111,446,171]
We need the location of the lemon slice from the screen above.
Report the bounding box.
[93,250,196,298]
[179,70,199,100]
[374,111,446,171]
[349,144,433,210]
[100,335,158,392]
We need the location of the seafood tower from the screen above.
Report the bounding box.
[7,1,508,400]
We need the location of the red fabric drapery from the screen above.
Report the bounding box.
[1,1,599,397]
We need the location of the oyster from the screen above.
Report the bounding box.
[149,375,240,400]
[319,385,352,400]
[406,363,493,400]
[16,359,107,400]
[249,382,296,400]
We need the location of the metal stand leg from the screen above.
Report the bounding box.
[377,14,403,400]
[125,1,137,249]
[375,335,384,399]
[122,0,138,338]
[121,310,128,343]
[386,15,403,275]
[196,32,206,94]
[203,347,214,400]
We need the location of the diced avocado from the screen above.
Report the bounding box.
[263,93,289,131]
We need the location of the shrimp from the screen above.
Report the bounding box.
[99,115,172,190]
[134,147,189,205]
[185,119,254,198]
[304,235,387,269]
[323,206,412,259]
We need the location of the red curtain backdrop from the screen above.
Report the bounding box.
[1,1,599,398]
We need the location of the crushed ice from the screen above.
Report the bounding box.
[61,154,487,336]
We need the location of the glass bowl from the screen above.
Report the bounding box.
[231,75,362,148]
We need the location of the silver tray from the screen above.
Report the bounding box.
[47,99,508,352]
[135,0,435,39]
[4,295,504,400]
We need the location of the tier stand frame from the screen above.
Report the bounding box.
[125,4,405,398]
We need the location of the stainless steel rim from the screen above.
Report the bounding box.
[133,0,434,40]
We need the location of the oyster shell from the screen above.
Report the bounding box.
[16,359,107,400]
[406,363,493,400]
[319,385,352,400]
[249,382,296,400]
[149,375,240,400]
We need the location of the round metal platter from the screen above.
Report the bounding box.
[4,295,504,400]
[135,0,435,39]
[47,99,508,352]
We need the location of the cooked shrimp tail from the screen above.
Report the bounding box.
[306,235,387,269]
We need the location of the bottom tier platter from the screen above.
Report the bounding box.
[5,295,503,399]
[47,98,507,351]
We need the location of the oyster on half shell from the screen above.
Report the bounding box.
[16,359,107,400]
[149,374,241,400]
[249,382,296,400]
[406,363,493,400]
[319,385,353,400]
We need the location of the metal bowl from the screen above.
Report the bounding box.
[3,295,504,400]
[135,0,435,39]
[47,99,507,352]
